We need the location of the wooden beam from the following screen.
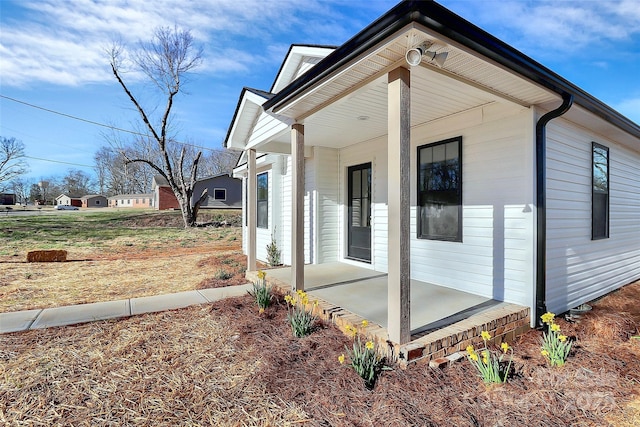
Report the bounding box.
[387,67,411,344]
[247,149,257,272]
[291,124,305,291]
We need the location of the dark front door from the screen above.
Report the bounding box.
[347,163,372,262]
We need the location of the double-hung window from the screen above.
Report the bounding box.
[592,142,609,239]
[257,172,268,229]
[417,137,462,241]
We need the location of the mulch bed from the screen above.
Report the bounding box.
[1,281,639,426]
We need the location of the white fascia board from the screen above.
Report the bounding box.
[227,91,268,150]
[272,46,335,94]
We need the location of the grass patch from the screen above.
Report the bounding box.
[0,210,245,312]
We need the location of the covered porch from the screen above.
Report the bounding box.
[247,263,529,366]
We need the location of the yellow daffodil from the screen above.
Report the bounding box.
[361,320,369,328]
[541,312,555,324]
[259,308,264,314]
[257,270,266,280]
[501,342,510,353]
[313,300,319,307]
[481,331,491,341]
[469,353,478,362]
[551,323,561,332]
[466,345,475,355]
[284,295,293,305]
[541,349,550,357]
[338,354,345,364]
[558,335,568,342]
[365,341,375,350]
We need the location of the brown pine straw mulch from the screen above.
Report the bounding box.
[1,282,639,426]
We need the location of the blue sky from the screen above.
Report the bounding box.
[1,0,639,182]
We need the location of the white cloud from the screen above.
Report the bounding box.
[0,0,359,88]
[448,0,640,57]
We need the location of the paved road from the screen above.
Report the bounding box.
[1,207,105,217]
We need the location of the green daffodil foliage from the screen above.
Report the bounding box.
[540,312,573,367]
[465,331,513,384]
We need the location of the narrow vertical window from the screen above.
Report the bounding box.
[257,172,268,229]
[592,142,609,239]
[417,137,462,241]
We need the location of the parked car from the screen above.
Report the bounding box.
[55,205,79,210]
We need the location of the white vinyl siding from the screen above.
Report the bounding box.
[408,106,535,307]
[313,147,340,263]
[546,119,640,314]
[247,111,289,149]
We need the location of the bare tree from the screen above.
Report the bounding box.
[0,137,29,191]
[199,149,240,177]
[62,169,95,195]
[94,145,153,196]
[108,27,206,227]
[10,177,30,205]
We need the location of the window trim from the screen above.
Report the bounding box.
[213,188,227,201]
[417,136,463,242]
[591,141,609,240]
[257,172,268,229]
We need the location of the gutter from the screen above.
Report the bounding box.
[535,93,574,326]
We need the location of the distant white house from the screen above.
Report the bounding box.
[108,193,153,208]
[55,194,82,207]
[225,1,640,344]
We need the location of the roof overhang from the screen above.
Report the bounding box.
[224,88,274,150]
[263,0,639,142]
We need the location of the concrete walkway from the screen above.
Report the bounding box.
[0,284,253,334]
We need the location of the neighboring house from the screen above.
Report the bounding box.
[108,193,153,208]
[151,175,179,210]
[0,193,16,205]
[225,0,640,344]
[192,174,242,210]
[81,195,107,208]
[151,174,242,210]
[55,194,82,207]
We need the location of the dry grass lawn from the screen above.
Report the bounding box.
[0,210,246,312]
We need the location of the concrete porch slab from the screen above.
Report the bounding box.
[249,262,530,366]
[0,309,42,333]
[30,299,130,329]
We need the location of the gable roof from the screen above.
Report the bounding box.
[262,0,638,140]
[224,45,336,149]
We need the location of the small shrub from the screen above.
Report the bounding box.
[214,269,233,280]
[266,228,281,267]
[339,321,389,390]
[540,312,573,367]
[248,270,271,313]
[465,331,512,384]
[284,290,317,338]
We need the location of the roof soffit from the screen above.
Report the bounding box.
[269,25,557,121]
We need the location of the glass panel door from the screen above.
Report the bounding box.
[347,163,372,262]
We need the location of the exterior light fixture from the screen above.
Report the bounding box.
[405,41,448,67]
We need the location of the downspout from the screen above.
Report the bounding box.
[535,92,573,327]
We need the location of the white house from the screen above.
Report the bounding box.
[225,0,640,344]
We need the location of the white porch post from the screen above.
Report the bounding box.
[247,148,257,272]
[291,123,305,291]
[387,67,411,344]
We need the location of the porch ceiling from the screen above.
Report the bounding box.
[268,26,559,150]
